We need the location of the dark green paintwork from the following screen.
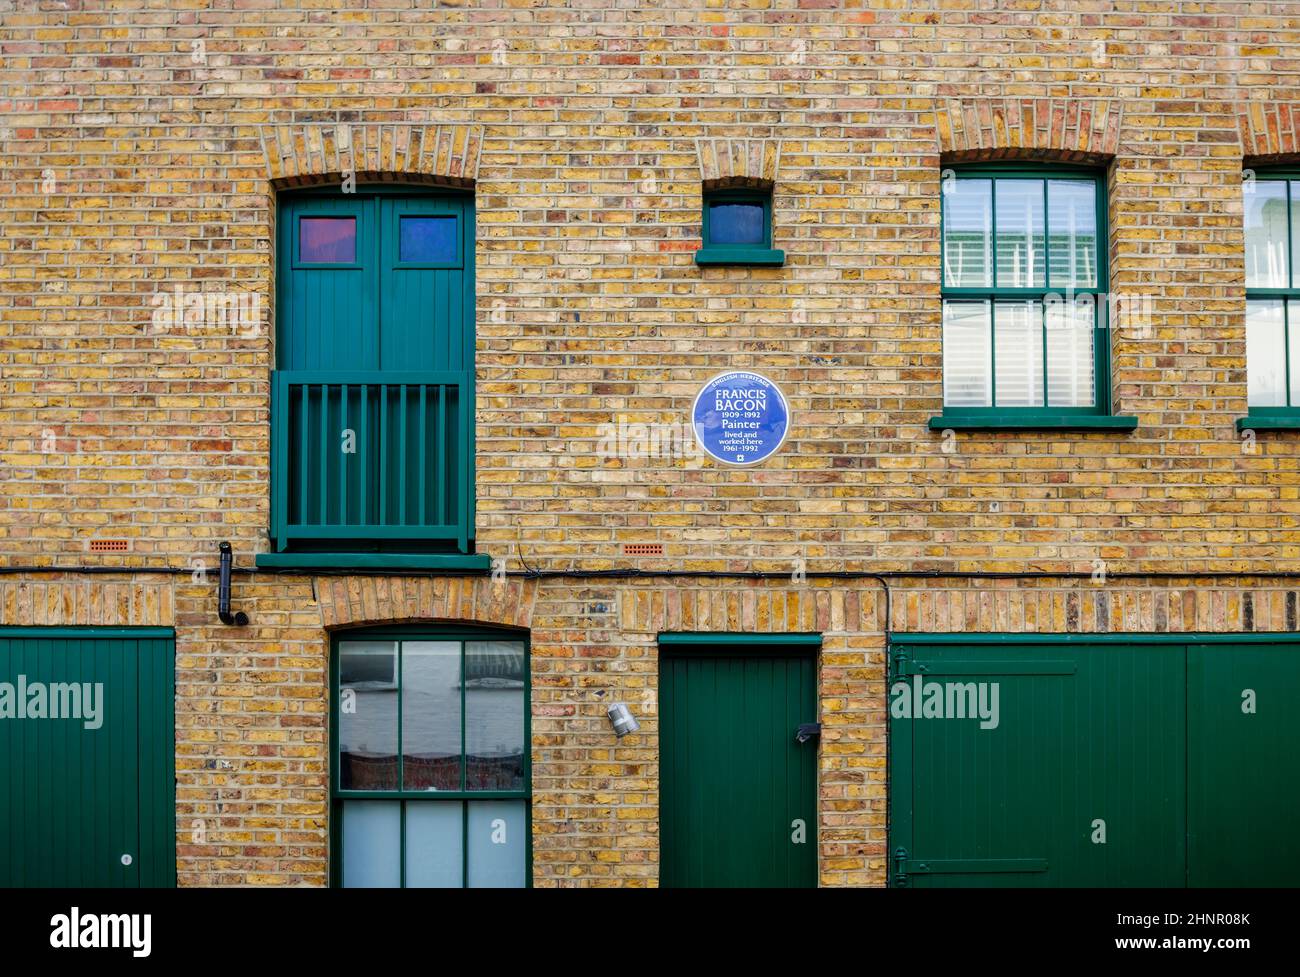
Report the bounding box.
[928,411,1138,431]
[0,630,175,888]
[272,187,475,556]
[659,640,818,888]
[1187,642,1300,886]
[891,634,1300,888]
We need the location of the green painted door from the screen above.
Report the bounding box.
[0,629,175,887]
[891,636,1300,888]
[659,640,818,888]
[1188,643,1300,886]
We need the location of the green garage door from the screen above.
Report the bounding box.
[0,628,175,887]
[890,635,1300,887]
[659,634,819,888]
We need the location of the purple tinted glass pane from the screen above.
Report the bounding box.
[709,202,765,246]
[300,217,356,263]
[399,216,458,263]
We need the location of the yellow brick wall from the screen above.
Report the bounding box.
[2,2,1298,571]
[3,2,1300,888]
[6,571,1299,886]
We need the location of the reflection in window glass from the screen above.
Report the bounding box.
[1247,299,1287,407]
[943,178,993,287]
[993,300,1044,407]
[399,216,458,263]
[401,642,462,791]
[465,641,527,791]
[1048,180,1098,289]
[995,180,1045,288]
[342,801,400,887]
[942,300,992,407]
[467,801,527,888]
[300,216,356,263]
[708,202,765,246]
[405,802,464,888]
[338,641,398,790]
[1046,297,1096,407]
[1245,182,1289,288]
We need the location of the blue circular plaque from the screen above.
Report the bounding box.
[691,371,790,466]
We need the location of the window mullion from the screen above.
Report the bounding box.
[1042,180,1050,408]
[460,640,467,791]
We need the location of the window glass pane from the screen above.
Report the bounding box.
[467,800,527,888]
[1246,299,1287,406]
[708,201,765,246]
[399,215,458,263]
[341,801,400,887]
[995,180,1045,288]
[401,642,462,791]
[1046,297,1096,407]
[465,640,527,791]
[1245,181,1289,288]
[1292,307,1300,407]
[1293,182,1300,289]
[405,802,464,888]
[942,300,992,407]
[300,216,356,263]
[339,641,398,790]
[994,299,1045,407]
[943,178,992,287]
[1047,179,1098,289]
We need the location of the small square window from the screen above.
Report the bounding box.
[299,216,356,263]
[399,215,458,264]
[695,190,784,266]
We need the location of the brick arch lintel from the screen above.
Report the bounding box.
[935,97,1122,167]
[695,137,781,191]
[261,122,482,189]
[315,575,537,631]
[1239,100,1300,166]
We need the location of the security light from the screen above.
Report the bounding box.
[607,702,640,738]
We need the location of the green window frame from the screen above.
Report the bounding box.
[930,163,1136,431]
[1239,169,1300,431]
[694,188,785,266]
[330,625,531,888]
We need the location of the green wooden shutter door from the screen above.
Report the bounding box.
[659,646,818,888]
[277,196,378,371]
[1188,643,1300,886]
[378,196,468,371]
[892,637,1300,888]
[272,189,475,553]
[0,630,175,888]
[897,643,1186,887]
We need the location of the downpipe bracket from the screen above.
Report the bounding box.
[218,541,249,626]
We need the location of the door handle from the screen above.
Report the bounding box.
[795,722,821,743]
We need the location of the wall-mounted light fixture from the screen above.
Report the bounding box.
[217,541,249,626]
[606,702,640,738]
